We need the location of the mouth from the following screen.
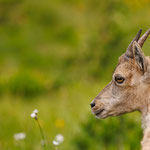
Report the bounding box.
[93,109,105,116]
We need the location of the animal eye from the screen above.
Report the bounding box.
[115,76,125,84]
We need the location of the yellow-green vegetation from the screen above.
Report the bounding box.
[0,0,150,149]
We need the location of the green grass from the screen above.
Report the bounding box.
[0,0,150,149]
[0,81,96,149]
[0,81,142,150]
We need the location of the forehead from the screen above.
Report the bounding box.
[114,55,137,76]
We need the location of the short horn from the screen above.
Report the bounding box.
[138,29,150,48]
[126,29,142,57]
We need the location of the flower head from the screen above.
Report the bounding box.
[53,140,59,146]
[30,109,38,119]
[14,132,26,141]
[31,112,36,118]
[55,134,64,143]
[52,133,64,146]
[33,109,38,114]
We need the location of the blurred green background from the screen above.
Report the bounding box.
[0,0,150,149]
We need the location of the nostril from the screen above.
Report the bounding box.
[90,102,95,108]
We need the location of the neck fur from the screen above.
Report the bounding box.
[140,82,150,131]
[142,105,150,131]
[141,105,150,149]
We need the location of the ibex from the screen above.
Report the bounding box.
[90,29,150,150]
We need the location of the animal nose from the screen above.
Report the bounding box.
[90,102,95,108]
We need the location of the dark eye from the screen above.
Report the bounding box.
[115,76,125,84]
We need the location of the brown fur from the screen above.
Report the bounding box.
[91,29,150,150]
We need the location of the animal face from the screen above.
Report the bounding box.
[91,29,150,119]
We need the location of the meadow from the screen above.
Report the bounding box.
[0,0,150,149]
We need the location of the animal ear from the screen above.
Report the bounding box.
[132,41,147,73]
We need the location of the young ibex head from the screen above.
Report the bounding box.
[91,29,150,119]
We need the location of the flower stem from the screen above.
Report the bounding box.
[36,118,47,150]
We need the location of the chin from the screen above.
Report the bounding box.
[94,110,109,119]
[96,115,108,119]
[94,111,119,119]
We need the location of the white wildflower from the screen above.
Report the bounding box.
[30,109,39,119]
[55,134,64,143]
[53,134,64,146]
[30,112,37,119]
[53,140,59,146]
[14,132,26,141]
[33,109,38,114]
